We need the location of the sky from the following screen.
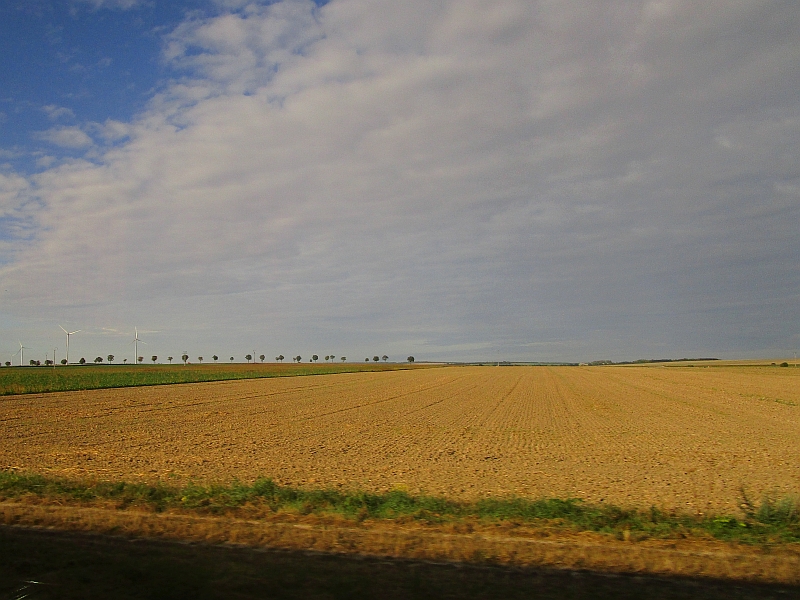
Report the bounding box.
[1,0,798,365]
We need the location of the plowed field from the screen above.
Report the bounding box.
[2,366,798,513]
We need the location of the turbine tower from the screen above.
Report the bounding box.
[59,326,80,365]
[15,341,31,366]
[133,327,145,364]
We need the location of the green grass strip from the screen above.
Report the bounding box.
[1,471,797,545]
[0,363,436,396]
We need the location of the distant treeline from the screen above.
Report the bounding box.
[457,362,580,367]
[586,358,719,366]
[455,358,720,367]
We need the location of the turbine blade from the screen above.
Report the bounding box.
[60,325,68,334]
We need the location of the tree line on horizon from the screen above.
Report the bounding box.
[4,353,416,366]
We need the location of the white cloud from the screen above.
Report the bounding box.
[164,0,324,95]
[0,172,31,217]
[2,0,799,361]
[43,105,76,121]
[34,126,94,148]
[76,0,143,9]
[92,120,132,142]
[0,172,37,265]
[35,155,57,168]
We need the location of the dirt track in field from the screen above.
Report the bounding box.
[1,366,798,513]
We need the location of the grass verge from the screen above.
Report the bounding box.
[0,362,436,396]
[1,471,797,545]
[5,528,792,600]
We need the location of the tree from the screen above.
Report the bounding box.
[30,359,38,366]
[341,357,346,362]
[330,355,335,362]
[168,357,173,364]
[276,355,284,363]
[230,357,234,362]
[4,361,9,367]
[365,358,370,362]
[245,354,253,363]
[45,359,53,366]
[198,357,203,364]
[60,359,67,365]
[123,358,127,364]
[107,355,114,363]
[151,355,158,364]
[138,356,144,364]
[79,358,86,365]
[312,354,318,362]
[182,354,189,365]
[324,355,330,362]
[259,354,265,363]
[407,356,415,363]
[212,355,218,362]
[94,357,103,363]
[295,355,301,363]
[382,355,388,362]
[373,356,379,362]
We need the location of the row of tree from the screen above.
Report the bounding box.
[290,355,344,362]
[5,354,416,366]
[285,355,416,363]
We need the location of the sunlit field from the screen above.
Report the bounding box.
[3,365,798,512]
[2,364,799,589]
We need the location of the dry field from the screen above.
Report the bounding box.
[1,366,798,513]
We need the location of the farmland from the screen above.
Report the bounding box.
[0,361,433,396]
[1,365,798,513]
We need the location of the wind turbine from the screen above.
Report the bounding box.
[132,327,145,364]
[60,326,81,365]
[15,341,31,366]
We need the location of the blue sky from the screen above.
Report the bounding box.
[1,0,798,365]
[2,1,180,169]
[1,1,329,171]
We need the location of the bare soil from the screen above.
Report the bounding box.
[1,366,799,513]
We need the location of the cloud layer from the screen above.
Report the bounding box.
[1,0,798,361]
